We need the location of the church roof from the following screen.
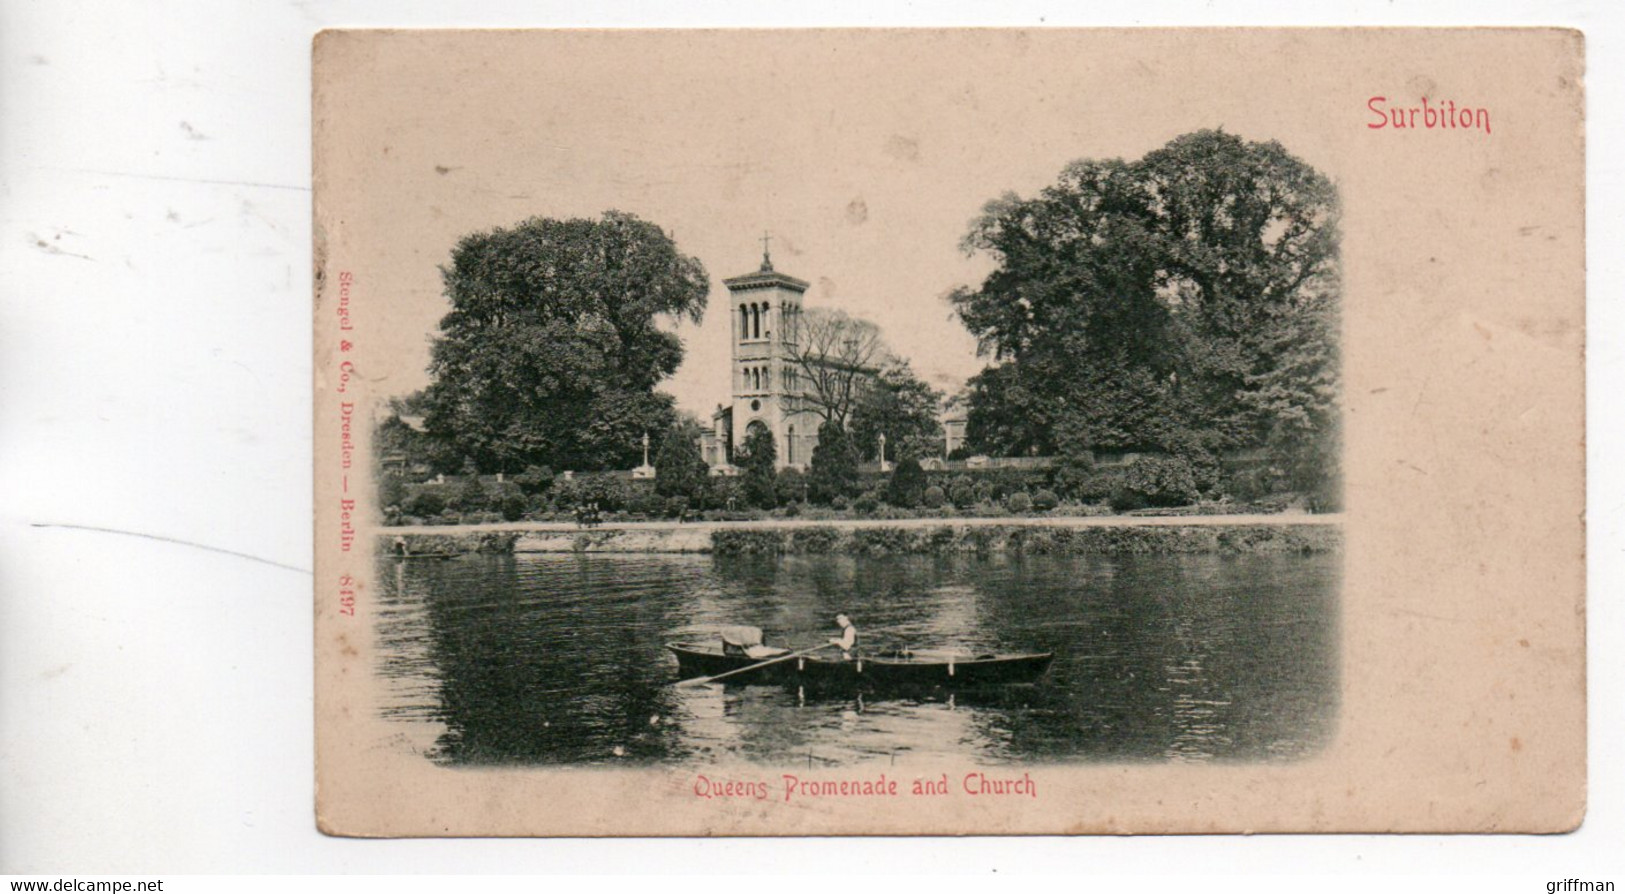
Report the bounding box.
[725,240,810,292]
[723,266,810,293]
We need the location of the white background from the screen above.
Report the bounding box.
[1,0,1621,883]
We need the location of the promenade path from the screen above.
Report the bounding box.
[385,511,1342,537]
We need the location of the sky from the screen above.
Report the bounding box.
[316,30,1354,420]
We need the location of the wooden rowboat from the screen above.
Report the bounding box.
[667,642,1053,689]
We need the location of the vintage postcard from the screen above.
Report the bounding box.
[313,29,1584,836]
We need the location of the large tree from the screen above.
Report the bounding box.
[420,211,709,472]
[962,362,1050,458]
[951,130,1339,485]
[782,307,887,430]
[849,361,945,463]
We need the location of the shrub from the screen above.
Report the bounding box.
[453,474,490,512]
[922,485,946,509]
[664,496,690,519]
[972,480,994,505]
[653,426,709,500]
[1112,455,1199,510]
[712,530,786,555]
[831,494,850,511]
[628,487,664,517]
[790,526,843,552]
[852,526,918,555]
[405,490,446,517]
[513,465,554,495]
[948,480,975,509]
[737,426,778,509]
[1032,489,1059,511]
[1006,491,1034,513]
[1221,464,1274,503]
[703,476,746,511]
[1184,448,1223,495]
[1068,468,1127,503]
[569,474,634,511]
[808,419,861,504]
[499,493,526,522]
[776,467,809,505]
[1050,452,1097,500]
[781,500,801,518]
[886,458,927,509]
[378,475,408,511]
[973,501,1009,518]
[853,492,880,514]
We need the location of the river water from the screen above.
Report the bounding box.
[375,550,1338,768]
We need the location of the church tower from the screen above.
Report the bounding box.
[721,239,816,469]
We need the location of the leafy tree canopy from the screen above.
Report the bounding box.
[951,129,1340,490]
[849,361,945,463]
[421,211,709,473]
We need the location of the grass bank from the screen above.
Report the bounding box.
[711,523,1339,556]
[378,519,1339,556]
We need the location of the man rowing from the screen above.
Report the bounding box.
[829,613,858,659]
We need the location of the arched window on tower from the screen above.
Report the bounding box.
[787,425,795,464]
[764,365,771,390]
[739,305,748,343]
[752,367,761,391]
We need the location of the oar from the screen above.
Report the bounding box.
[675,643,836,687]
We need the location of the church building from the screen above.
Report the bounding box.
[699,246,823,472]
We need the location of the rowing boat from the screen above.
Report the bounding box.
[666,642,1053,689]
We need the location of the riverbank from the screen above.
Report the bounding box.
[379,513,1341,556]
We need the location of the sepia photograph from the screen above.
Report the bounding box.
[367,130,1343,772]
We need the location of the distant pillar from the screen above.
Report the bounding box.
[633,431,657,480]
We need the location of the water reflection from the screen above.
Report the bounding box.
[375,550,1338,767]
